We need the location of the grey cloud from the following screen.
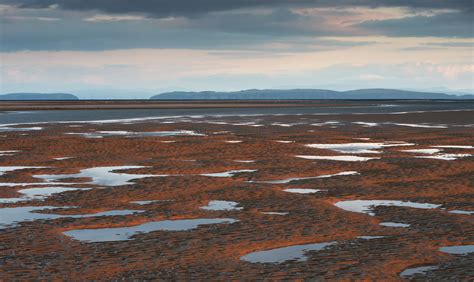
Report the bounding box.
[0,6,372,52]
[424,42,474,47]
[399,41,474,51]
[0,15,373,52]
[0,19,259,51]
[356,10,473,37]
[1,0,471,18]
[1,1,472,52]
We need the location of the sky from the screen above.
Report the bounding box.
[0,0,473,98]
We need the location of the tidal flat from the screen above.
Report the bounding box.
[0,101,473,280]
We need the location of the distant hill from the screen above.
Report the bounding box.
[151,89,474,100]
[0,93,79,100]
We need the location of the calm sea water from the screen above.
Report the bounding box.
[1,101,473,125]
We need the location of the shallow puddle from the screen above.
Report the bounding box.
[0,166,46,176]
[334,200,441,216]
[0,206,143,229]
[306,142,414,154]
[66,130,204,138]
[271,123,302,127]
[311,121,340,126]
[231,122,262,127]
[0,187,90,203]
[261,212,289,215]
[400,265,439,277]
[252,171,358,184]
[240,241,336,264]
[390,123,447,129]
[448,210,474,215]
[402,149,442,154]
[295,155,379,161]
[379,222,410,228]
[63,218,238,242]
[357,236,385,240]
[129,200,164,205]
[414,154,472,160]
[53,157,74,161]
[353,122,379,127]
[35,166,167,186]
[200,200,243,211]
[431,145,473,149]
[0,126,43,132]
[283,188,323,194]
[439,245,474,255]
[0,182,73,187]
[200,170,256,178]
[0,150,20,156]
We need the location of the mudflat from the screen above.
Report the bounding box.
[0,105,472,280]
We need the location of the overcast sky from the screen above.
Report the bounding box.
[1,0,473,97]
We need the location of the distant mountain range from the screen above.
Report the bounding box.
[0,93,79,100]
[151,89,474,100]
[2,89,474,100]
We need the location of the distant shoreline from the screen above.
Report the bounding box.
[1,99,473,111]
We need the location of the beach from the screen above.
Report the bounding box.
[0,102,472,279]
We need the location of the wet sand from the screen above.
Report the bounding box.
[0,108,473,280]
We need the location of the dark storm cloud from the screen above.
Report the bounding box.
[356,10,474,38]
[1,0,472,18]
[0,16,373,52]
[1,0,472,52]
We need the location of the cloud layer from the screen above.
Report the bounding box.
[1,0,472,94]
[2,0,472,18]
